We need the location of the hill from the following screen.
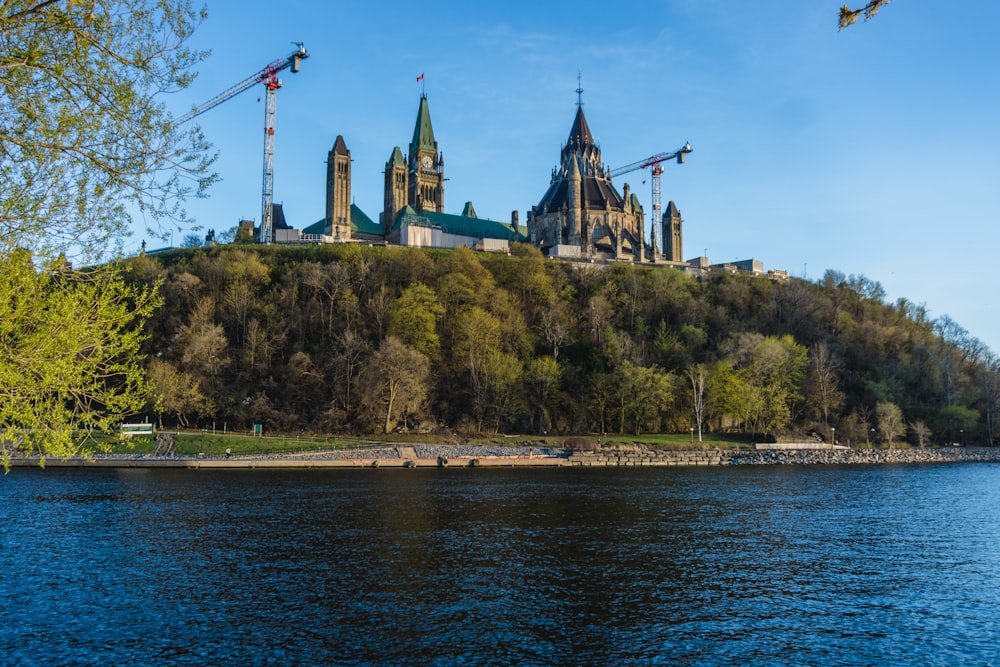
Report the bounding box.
[124,243,998,446]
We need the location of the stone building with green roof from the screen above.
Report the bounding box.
[380,94,523,249]
[284,93,523,250]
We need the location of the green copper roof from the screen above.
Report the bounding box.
[630,193,643,214]
[302,204,381,237]
[409,94,437,156]
[349,204,381,236]
[392,205,526,242]
[388,146,405,168]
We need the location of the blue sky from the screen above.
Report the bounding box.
[154,1,1000,354]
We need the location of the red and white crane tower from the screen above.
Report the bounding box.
[610,142,691,258]
[175,44,309,244]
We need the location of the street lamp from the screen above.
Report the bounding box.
[831,426,836,445]
[689,427,694,443]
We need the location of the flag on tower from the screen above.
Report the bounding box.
[416,72,425,82]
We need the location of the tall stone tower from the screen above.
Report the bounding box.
[382,146,407,234]
[662,200,683,262]
[325,135,351,240]
[408,94,445,213]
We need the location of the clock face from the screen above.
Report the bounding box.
[421,155,433,169]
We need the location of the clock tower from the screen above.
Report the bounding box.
[407,94,445,213]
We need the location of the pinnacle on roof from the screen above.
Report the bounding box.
[568,153,581,179]
[332,135,349,156]
[409,93,437,156]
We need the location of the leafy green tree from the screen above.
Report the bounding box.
[481,349,523,432]
[146,358,212,428]
[933,404,978,445]
[616,362,673,435]
[388,283,445,361]
[875,400,905,448]
[714,333,807,437]
[1,0,215,261]
[454,306,504,431]
[0,251,160,467]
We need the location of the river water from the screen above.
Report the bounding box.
[3,464,1000,665]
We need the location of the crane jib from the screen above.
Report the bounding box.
[172,44,309,245]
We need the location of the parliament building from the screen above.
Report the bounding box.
[293,92,686,264]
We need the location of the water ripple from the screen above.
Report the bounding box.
[3,465,1000,665]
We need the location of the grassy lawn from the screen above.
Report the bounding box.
[95,429,754,457]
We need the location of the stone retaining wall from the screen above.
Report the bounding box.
[567,449,732,466]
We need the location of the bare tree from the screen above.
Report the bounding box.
[910,421,932,448]
[540,298,571,361]
[688,363,708,442]
[807,341,844,426]
[361,337,430,434]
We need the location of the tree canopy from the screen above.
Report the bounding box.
[1,0,215,262]
[122,244,1000,447]
[0,251,160,468]
[1,1,212,465]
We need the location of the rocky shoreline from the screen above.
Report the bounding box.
[567,445,1000,467]
[727,446,1000,465]
[7,444,1000,469]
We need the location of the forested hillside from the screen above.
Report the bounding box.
[125,244,999,446]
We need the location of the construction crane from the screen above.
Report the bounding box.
[609,142,692,258]
[175,44,309,245]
